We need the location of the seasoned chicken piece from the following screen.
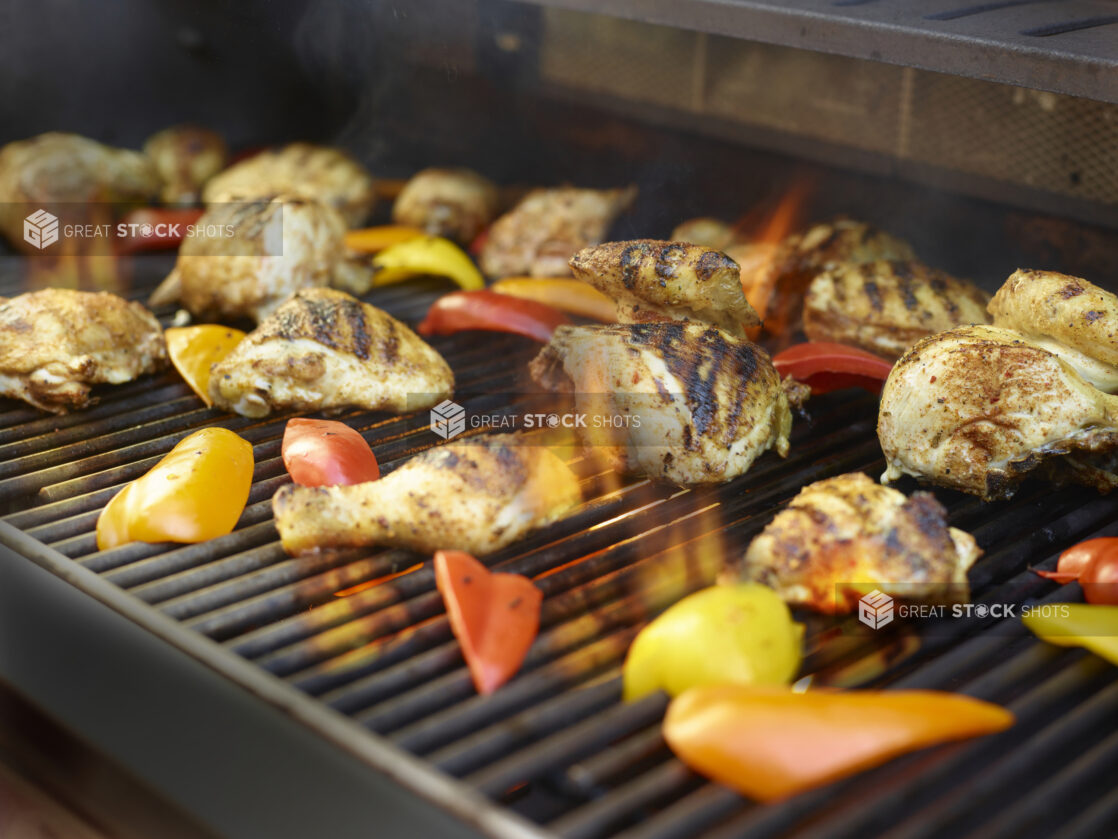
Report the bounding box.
[729,473,981,614]
[803,260,991,360]
[202,143,375,226]
[392,167,499,244]
[0,289,166,413]
[143,125,228,206]
[530,322,791,486]
[209,288,452,418]
[479,186,637,278]
[988,269,1118,392]
[150,195,347,324]
[879,324,1118,500]
[570,240,760,338]
[0,132,160,251]
[669,217,734,250]
[272,434,581,555]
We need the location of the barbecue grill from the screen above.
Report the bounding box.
[2,2,1118,838]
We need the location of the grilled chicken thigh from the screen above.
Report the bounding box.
[143,125,227,206]
[273,434,581,555]
[570,240,760,338]
[202,143,375,226]
[150,195,348,324]
[989,269,1118,392]
[209,288,452,418]
[531,322,791,486]
[0,289,166,413]
[879,324,1118,500]
[479,186,637,278]
[804,260,991,360]
[730,473,981,613]
[392,167,499,244]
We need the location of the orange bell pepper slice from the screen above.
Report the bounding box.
[96,427,254,550]
[344,224,425,254]
[664,684,1014,801]
[434,550,542,695]
[165,325,246,407]
[490,277,616,322]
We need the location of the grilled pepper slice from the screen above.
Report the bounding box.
[418,289,571,343]
[1023,603,1118,665]
[282,418,380,487]
[116,207,205,254]
[370,235,485,290]
[623,584,803,702]
[344,224,425,254]
[772,342,894,394]
[490,277,616,322]
[96,427,254,550]
[664,685,1014,801]
[1035,538,1118,604]
[165,325,246,407]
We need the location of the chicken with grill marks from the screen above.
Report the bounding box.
[273,434,582,555]
[803,260,991,360]
[209,288,452,418]
[0,289,166,413]
[728,473,981,614]
[392,167,499,244]
[530,322,791,486]
[988,269,1118,392]
[878,324,1118,500]
[143,125,228,207]
[570,240,760,338]
[479,186,637,278]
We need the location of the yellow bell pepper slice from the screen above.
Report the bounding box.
[1023,603,1118,665]
[96,427,254,550]
[165,325,246,407]
[344,224,425,254]
[370,235,485,291]
[490,277,616,322]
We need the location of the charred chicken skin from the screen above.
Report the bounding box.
[530,322,791,487]
[803,260,991,360]
[209,288,453,418]
[392,167,499,244]
[479,186,637,278]
[879,324,1118,500]
[0,289,166,413]
[730,473,981,614]
[570,240,760,338]
[143,125,228,207]
[272,434,581,555]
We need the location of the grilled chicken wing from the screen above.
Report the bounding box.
[729,473,980,614]
[530,322,791,486]
[150,195,348,323]
[143,125,227,206]
[804,260,991,360]
[479,186,637,278]
[988,269,1118,392]
[0,289,166,413]
[202,143,375,226]
[272,434,581,555]
[209,287,452,418]
[392,167,499,244]
[570,240,760,338]
[879,324,1118,500]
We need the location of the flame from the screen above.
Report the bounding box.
[333,563,422,597]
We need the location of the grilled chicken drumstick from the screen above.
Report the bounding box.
[273,434,581,555]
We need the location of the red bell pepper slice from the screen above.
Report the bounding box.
[1035,537,1118,604]
[116,207,205,254]
[434,550,542,695]
[281,419,380,487]
[417,289,571,343]
[772,342,895,395]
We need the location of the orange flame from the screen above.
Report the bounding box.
[333,563,422,597]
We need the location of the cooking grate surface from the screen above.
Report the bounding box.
[1,256,1116,839]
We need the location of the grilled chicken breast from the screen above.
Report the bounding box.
[143,125,227,206]
[272,434,581,555]
[210,288,453,418]
[989,269,1118,392]
[804,260,991,360]
[730,473,981,614]
[879,324,1118,500]
[570,240,760,338]
[530,322,791,486]
[150,195,347,324]
[479,186,637,278]
[202,143,375,226]
[392,167,499,244]
[0,289,166,413]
